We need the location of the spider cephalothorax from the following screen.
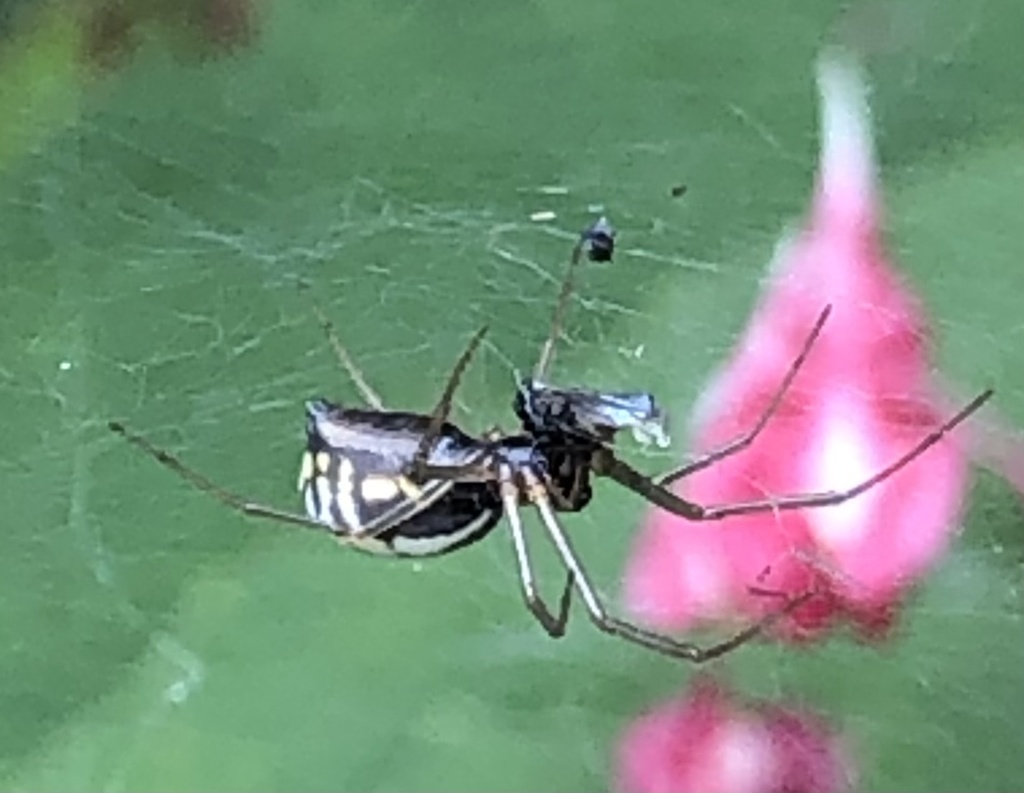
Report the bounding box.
[513,378,669,447]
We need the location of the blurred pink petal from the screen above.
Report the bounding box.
[625,50,978,641]
[615,678,853,793]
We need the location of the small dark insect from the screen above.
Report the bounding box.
[670,184,688,198]
[109,218,994,663]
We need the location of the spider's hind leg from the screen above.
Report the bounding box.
[108,421,329,534]
[309,300,387,410]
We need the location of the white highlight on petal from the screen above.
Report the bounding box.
[804,392,881,552]
[713,718,777,793]
[816,49,877,228]
[677,542,732,614]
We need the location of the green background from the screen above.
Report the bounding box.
[1,1,1023,790]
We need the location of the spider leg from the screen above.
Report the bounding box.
[500,466,573,637]
[348,473,460,539]
[108,421,329,534]
[309,300,386,410]
[408,325,490,481]
[655,304,832,486]
[309,296,477,419]
[533,234,585,381]
[399,424,515,488]
[521,468,813,662]
[597,387,994,522]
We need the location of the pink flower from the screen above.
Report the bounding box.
[624,51,980,640]
[615,678,854,793]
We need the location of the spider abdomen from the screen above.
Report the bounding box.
[298,399,503,557]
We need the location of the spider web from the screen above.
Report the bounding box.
[1,1,1023,791]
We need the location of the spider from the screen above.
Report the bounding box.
[109,218,993,662]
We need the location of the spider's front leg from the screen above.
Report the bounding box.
[520,465,811,662]
[501,470,574,637]
[532,216,615,381]
[594,387,993,522]
[593,449,703,519]
[652,304,832,487]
